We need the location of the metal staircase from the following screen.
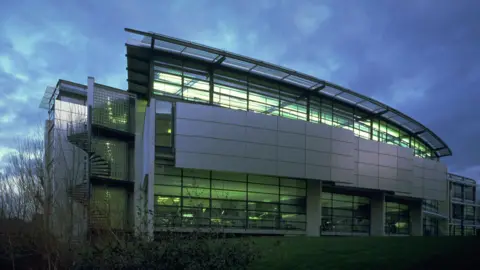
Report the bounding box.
[66,122,111,229]
[66,130,112,178]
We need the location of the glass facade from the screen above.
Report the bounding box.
[452,183,463,199]
[154,167,307,231]
[450,225,477,236]
[155,101,173,152]
[320,192,371,235]
[452,204,463,220]
[151,57,435,159]
[423,216,439,236]
[385,200,410,235]
[423,200,439,213]
[465,186,475,201]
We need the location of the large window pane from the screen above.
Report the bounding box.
[321,191,371,235]
[385,201,410,235]
[154,167,306,231]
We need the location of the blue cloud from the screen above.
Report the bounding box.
[0,0,479,182]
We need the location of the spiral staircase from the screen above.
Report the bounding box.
[66,122,111,229]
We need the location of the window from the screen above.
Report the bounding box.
[385,200,410,235]
[153,167,306,231]
[423,217,439,236]
[155,101,173,148]
[151,58,438,160]
[452,204,463,220]
[465,206,475,221]
[452,184,463,199]
[465,186,475,201]
[321,192,371,235]
[423,200,439,213]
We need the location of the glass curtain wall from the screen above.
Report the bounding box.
[153,167,307,231]
[423,217,439,236]
[385,200,410,235]
[452,183,463,199]
[151,57,435,159]
[320,192,371,235]
[423,200,439,213]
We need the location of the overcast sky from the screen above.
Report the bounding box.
[0,0,479,182]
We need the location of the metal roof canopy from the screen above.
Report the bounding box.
[125,28,452,158]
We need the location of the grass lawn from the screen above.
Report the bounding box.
[249,236,480,270]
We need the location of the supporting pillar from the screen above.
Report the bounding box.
[410,199,423,236]
[370,192,385,236]
[306,180,322,236]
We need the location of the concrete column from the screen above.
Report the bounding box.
[133,99,149,237]
[410,199,423,236]
[370,192,385,236]
[145,99,156,239]
[306,180,322,236]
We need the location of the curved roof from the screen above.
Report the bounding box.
[125,28,452,157]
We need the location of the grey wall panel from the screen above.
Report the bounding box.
[244,158,277,175]
[398,147,414,158]
[379,154,397,168]
[397,169,414,182]
[398,157,413,170]
[245,127,278,145]
[277,132,305,149]
[332,127,355,143]
[306,136,331,152]
[331,154,355,170]
[244,143,277,160]
[358,163,379,177]
[211,106,247,126]
[305,165,331,180]
[331,168,355,184]
[176,119,246,141]
[359,138,379,153]
[175,135,246,157]
[176,102,213,121]
[278,147,305,163]
[277,161,305,178]
[379,166,397,180]
[176,152,247,173]
[379,143,397,156]
[359,151,379,165]
[379,178,396,190]
[174,102,449,201]
[331,140,355,156]
[278,117,306,134]
[245,111,278,130]
[305,121,331,138]
[305,150,331,167]
[358,175,379,189]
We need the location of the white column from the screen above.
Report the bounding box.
[145,98,156,239]
[306,180,322,236]
[370,192,385,236]
[134,99,147,236]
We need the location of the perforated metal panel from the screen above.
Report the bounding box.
[93,86,134,133]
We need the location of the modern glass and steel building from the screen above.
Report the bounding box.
[40,28,478,240]
[447,173,479,236]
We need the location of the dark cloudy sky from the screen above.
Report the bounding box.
[0,0,479,181]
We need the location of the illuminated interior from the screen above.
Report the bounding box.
[152,60,435,158]
[153,167,307,230]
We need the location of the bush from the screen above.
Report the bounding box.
[74,230,259,270]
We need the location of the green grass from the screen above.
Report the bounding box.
[249,236,480,270]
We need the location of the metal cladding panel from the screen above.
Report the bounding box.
[174,102,357,184]
[173,102,448,200]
